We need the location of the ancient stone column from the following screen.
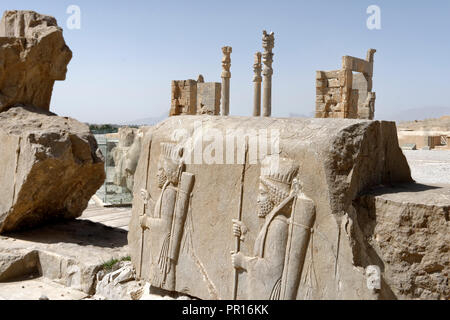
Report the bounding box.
[262,31,274,117]
[253,52,262,116]
[221,46,232,116]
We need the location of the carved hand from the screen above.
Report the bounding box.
[140,188,149,204]
[139,215,148,229]
[232,219,248,241]
[230,251,247,270]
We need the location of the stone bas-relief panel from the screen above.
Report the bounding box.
[128,116,412,300]
[112,126,152,193]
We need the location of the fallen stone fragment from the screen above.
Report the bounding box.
[0,10,72,112]
[95,262,139,300]
[0,105,105,233]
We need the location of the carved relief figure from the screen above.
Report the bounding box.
[231,155,315,300]
[140,142,194,291]
[112,127,143,192]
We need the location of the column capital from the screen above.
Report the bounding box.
[253,52,262,82]
[221,46,232,79]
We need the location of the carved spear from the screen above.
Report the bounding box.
[138,139,153,278]
[232,140,248,300]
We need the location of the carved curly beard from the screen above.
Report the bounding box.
[258,198,274,218]
[157,172,167,188]
[261,178,290,206]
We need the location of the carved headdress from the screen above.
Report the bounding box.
[160,142,185,184]
[161,142,183,162]
[260,155,298,205]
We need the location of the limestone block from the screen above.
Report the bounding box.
[197,82,221,115]
[316,71,325,80]
[316,80,327,88]
[0,248,38,281]
[327,78,340,88]
[129,116,412,300]
[315,103,326,111]
[323,70,341,79]
[353,184,450,300]
[0,11,72,112]
[342,56,372,75]
[0,215,129,294]
[170,80,197,116]
[0,106,105,233]
[316,87,329,95]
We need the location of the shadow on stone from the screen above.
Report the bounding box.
[5,219,128,249]
[363,183,443,196]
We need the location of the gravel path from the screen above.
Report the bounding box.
[403,150,450,185]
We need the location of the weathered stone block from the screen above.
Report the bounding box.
[170,80,197,116]
[323,70,341,79]
[316,71,325,80]
[0,106,105,233]
[197,82,221,115]
[0,11,72,112]
[353,184,450,300]
[328,78,340,88]
[129,116,412,300]
[342,55,372,75]
[316,79,327,88]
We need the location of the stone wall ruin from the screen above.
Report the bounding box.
[315,49,376,120]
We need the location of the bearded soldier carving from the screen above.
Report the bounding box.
[231,155,316,300]
[140,142,194,291]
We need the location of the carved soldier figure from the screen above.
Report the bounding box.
[140,143,194,291]
[231,155,315,300]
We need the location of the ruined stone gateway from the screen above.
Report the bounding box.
[315,49,376,120]
[127,116,442,300]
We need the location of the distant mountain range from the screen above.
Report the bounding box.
[120,113,168,126]
[377,107,450,122]
[288,112,316,118]
[111,107,450,127]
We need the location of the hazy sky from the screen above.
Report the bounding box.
[3,0,450,123]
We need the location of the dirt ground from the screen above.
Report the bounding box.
[403,150,450,185]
